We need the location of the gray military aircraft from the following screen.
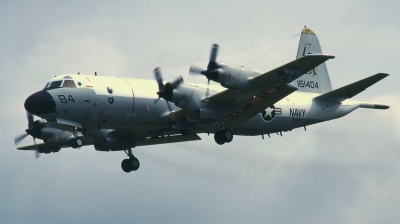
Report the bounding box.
[15,27,389,172]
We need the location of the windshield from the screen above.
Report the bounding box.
[49,80,63,89]
[44,79,76,90]
[62,80,76,88]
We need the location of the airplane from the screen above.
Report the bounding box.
[15,27,389,173]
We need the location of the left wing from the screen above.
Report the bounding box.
[208,54,334,129]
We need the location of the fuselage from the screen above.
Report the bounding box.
[25,74,360,138]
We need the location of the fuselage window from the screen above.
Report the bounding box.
[62,80,76,88]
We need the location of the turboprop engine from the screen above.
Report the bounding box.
[153,68,203,110]
[189,44,261,90]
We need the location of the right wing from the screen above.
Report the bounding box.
[207,54,335,129]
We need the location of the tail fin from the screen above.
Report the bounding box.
[290,27,332,94]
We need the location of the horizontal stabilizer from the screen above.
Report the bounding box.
[314,73,389,103]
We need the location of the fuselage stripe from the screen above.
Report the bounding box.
[123,78,135,126]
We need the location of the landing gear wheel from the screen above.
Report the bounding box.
[222,129,233,143]
[121,148,140,172]
[214,129,233,145]
[214,131,225,145]
[121,159,132,173]
[130,157,140,171]
[71,138,83,149]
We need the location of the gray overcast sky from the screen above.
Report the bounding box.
[2,1,400,223]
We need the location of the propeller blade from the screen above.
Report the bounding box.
[14,133,29,145]
[27,112,34,129]
[153,67,164,91]
[153,97,161,104]
[166,101,173,112]
[33,137,40,159]
[170,76,183,89]
[189,65,205,75]
[210,44,219,62]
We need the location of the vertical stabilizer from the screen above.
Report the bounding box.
[290,27,332,94]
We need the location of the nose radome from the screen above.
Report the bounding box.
[24,90,56,116]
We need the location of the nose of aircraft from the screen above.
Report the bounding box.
[24,90,56,116]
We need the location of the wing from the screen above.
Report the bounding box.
[208,54,334,129]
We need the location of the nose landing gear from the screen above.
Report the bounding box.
[121,148,140,173]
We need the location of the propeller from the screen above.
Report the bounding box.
[154,67,183,101]
[153,67,183,111]
[14,112,35,145]
[189,44,224,97]
[14,112,44,158]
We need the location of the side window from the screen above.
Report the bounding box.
[62,80,76,88]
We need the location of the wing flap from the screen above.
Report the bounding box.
[314,73,389,103]
[135,134,201,147]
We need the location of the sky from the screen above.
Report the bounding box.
[1,0,400,223]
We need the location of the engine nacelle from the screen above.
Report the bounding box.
[210,63,262,89]
[169,84,203,110]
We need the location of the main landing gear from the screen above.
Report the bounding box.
[71,138,83,149]
[70,128,83,149]
[121,148,140,173]
[214,128,233,145]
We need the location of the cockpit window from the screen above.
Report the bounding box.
[49,80,63,89]
[44,82,51,89]
[62,80,76,88]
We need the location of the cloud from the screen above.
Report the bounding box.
[2,1,400,224]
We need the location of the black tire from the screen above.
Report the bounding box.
[222,129,233,143]
[70,138,83,149]
[130,157,140,171]
[71,139,78,149]
[121,159,133,173]
[214,131,225,145]
[75,138,83,147]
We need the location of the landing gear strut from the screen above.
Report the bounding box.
[121,148,140,173]
[214,128,233,145]
[70,127,83,149]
